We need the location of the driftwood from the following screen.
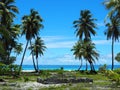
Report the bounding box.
[37,77,93,84]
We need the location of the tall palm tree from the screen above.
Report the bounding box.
[73,10,97,70]
[18,9,43,74]
[29,37,46,72]
[103,0,120,18]
[73,10,97,41]
[105,15,120,70]
[71,41,84,71]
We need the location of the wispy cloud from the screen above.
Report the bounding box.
[97,22,105,27]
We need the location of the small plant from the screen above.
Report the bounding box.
[98,64,107,73]
[23,76,29,82]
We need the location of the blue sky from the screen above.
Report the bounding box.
[14,0,120,65]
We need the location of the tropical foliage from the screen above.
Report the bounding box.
[73,10,98,71]
[105,15,120,70]
[18,9,44,73]
[29,37,46,72]
[72,40,99,71]
[0,0,21,65]
[73,10,97,41]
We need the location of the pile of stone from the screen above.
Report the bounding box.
[37,77,93,84]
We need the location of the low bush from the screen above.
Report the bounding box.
[98,64,107,73]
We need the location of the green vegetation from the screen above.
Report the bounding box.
[0,70,120,89]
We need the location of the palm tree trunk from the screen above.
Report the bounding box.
[30,40,37,72]
[86,60,88,71]
[18,41,29,74]
[78,59,82,71]
[36,58,39,72]
[111,37,114,70]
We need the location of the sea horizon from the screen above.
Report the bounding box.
[21,65,120,71]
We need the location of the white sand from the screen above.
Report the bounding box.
[21,70,35,72]
[17,82,62,89]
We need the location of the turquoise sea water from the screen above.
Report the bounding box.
[22,65,120,71]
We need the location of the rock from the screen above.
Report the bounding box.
[37,78,43,83]
[0,79,5,82]
[37,77,93,84]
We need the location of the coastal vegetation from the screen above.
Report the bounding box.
[0,0,120,89]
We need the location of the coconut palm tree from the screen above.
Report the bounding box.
[73,10,97,70]
[103,0,120,18]
[0,0,19,63]
[84,41,99,71]
[72,40,99,71]
[73,10,97,41]
[0,0,19,25]
[71,41,84,71]
[13,43,23,58]
[105,15,120,70]
[29,37,46,72]
[18,9,43,74]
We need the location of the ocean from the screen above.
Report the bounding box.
[22,65,120,71]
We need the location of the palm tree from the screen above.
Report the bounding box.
[73,10,97,70]
[0,0,19,63]
[71,41,84,71]
[13,43,23,58]
[84,41,99,71]
[105,15,120,70]
[72,40,99,71]
[0,0,19,25]
[18,9,43,74]
[103,0,120,18]
[29,37,46,72]
[73,10,97,41]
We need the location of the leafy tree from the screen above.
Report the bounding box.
[105,15,120,70]
[19,9,43,74]
[29,37,46,72]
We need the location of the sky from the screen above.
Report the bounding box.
[14,0,120,65]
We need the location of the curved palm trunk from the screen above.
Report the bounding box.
[18,41,29,74]
[85,60,88,71]
[90,63,95,71]
[111,37,114,70]
[78,59,82,71]
[30,40,37,72]
[36,58,39,72]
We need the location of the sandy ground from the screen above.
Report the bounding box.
[0,81,62,90]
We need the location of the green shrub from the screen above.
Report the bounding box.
[98,64,107,73]
[23,76,29,82]
[105,70,120,84]
[114,68,120,74]
[0,63,6,75]
[0,64,19,76]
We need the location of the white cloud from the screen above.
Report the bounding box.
[46,41,75,48]
[93,40,110,45]
[97,22,105,27]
